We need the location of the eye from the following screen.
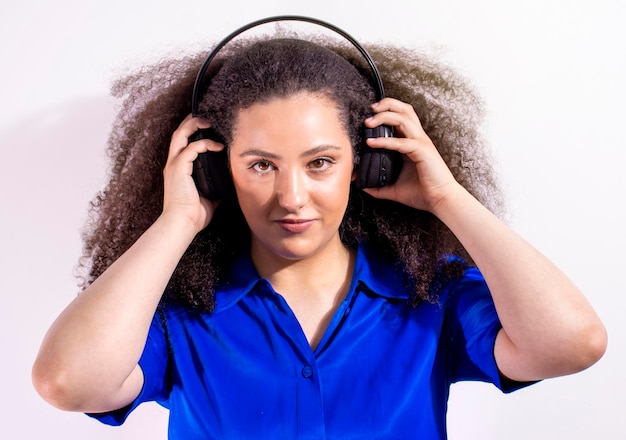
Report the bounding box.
[308,158,334,171]
[250,160,274,174]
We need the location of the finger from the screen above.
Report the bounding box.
[364,113,418,139]
[361,184,394,202]
[164,140,228,187]
[373,98,421,124]
[374,97,419,114]
[366,136,438,168]
[367,98,424,138]
[168,116,213,158]
[365,136,425,156]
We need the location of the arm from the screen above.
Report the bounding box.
[364,98,607,382]
[32,116,222,413]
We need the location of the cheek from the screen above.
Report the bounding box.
[229,169,259,213]
[234,189,269,234]
[315,168,353,208]
[232,177,271,213]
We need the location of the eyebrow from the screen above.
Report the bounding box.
[238,144,342,159]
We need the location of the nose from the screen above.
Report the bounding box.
[276,168,308,211]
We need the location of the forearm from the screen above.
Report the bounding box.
[33,212,197,411]
[432,184,607,381]
[364,97,606,380]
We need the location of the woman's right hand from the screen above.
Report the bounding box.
[32,114,227,414]
[162,115,225,233]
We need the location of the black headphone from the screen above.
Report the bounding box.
[189,15,403,200]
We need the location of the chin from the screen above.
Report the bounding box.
[254,235,337,263]
[267,244,319,262]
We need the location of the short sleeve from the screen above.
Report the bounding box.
[445,267,535,393]
[87,310,171,425]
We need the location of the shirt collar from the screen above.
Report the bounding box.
[352,243,410,300]
[213,252,265,312]
[214,243,409,312]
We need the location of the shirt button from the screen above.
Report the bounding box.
[301,365,314,378]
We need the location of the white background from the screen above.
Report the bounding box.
[1,0,624,438]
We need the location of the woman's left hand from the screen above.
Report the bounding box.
[362,97,461,213]
[363,100,607,383]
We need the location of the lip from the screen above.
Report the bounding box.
[275,218,316,233]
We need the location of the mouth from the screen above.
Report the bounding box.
[275,218,316,233]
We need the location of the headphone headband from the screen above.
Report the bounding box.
[191,15,385,116]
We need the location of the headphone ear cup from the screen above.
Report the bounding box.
[192,150,233,201]
[189,128,234,201]
[354,125,403,189]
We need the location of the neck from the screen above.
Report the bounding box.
[250,237,356,349]
[250,236,354,300]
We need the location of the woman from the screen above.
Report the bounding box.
[32,33,607,439]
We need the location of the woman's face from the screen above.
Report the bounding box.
[229,92,354,264]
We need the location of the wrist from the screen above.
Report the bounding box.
[155,210,203,245]
[427,182,469,217]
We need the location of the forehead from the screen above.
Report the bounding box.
[236,91,340,118]
[234,92,343,136]
[231,92,350,151]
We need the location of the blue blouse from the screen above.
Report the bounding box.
[90,244,529,438]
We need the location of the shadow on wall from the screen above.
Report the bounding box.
[0,96,117,226]
[0,96,169,440]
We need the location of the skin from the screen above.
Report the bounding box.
[32,92,607,415]
[231,94,354,264]
[230,94,357,348]
[364,98,607,380]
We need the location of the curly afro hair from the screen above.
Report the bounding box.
[77,32,504,311]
